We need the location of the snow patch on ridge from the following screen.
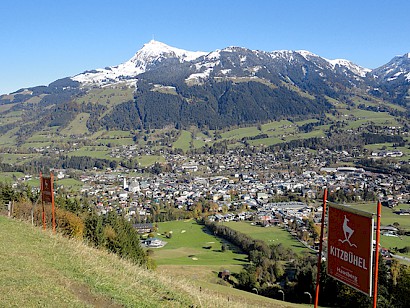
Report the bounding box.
[220,69,231,75]
[206,50,221,60]
[326,58,370,77]
[296,50,319,59]
[185,68,212,85]
[387,71,404,81]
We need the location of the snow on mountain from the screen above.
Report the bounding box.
[270,49,370,78]
[183,46,372,87]
[71,39,405,91]
[326,58,371,77]
[72,40,207,86]
[128,40,207,63]
[294,50,322,61]
[371,52,410,82]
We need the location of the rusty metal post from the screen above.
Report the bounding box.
[314,188,327,308]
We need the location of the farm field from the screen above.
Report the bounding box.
[137,155,165,167]
[224,221,311,256]
[67,146,112,160]
[55,178,84,190]
[97,137,135,146]
[75,86,134,119]
[0,153,37,165]
[221,126,261,140]
[172,130,192,151]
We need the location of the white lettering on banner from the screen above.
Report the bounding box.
[330,246,367,270]
[337,267,358,283]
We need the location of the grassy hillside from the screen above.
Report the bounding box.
[0,99,408,166]
[0,216,306,307]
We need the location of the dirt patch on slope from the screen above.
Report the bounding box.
[66,280,123,307]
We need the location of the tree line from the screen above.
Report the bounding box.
[204,219,410,307]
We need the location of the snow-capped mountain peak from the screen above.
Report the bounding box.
[371,52,410,82]
[129,40,207,63]
[72,40,206,86]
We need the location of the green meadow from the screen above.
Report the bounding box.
[154,219,249,267]
[0,172,25,182]
[97,137,135,146]
[60,113,90,136]
[224,221,311,256]
[0,127,18,145]
[137,155,165,167]
[21,142,53,149]
[68,147,112,159]
[173,130,192,151]
[221,126,260,139]
[0,153,37,165]
[75,87,134,120]
[55,178,84,190]
[348,203,410,230]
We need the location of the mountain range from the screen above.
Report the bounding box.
[0,40,409,139]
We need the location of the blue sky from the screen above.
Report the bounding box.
[1,0,409,94]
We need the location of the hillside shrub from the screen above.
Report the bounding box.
[55,207,84,239]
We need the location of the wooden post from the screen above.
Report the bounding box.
[40,172,46,230]
[42,202,46,230]
[314,188,327,308]
[51,172,56,234]
[373,201,382,308]
[8,201,11,217]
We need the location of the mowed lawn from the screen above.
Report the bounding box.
[224,221,311,256]
[153,220,248,266]
[348,203,410,230]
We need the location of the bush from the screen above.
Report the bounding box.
[398,246,410,254]
[56,208,84,239]
[12,201,34,222]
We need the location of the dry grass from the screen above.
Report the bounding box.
[0,216,304,307]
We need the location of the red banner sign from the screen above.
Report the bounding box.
[41,176,53,203]
[327,203,374,295]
